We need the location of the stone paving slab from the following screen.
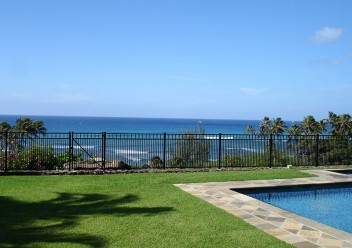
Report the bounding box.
[175,170,352,248]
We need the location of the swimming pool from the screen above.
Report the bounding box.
[177,170,352,247]
[329,169,352,175]
[236,182,352,234]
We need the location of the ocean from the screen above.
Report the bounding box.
[0,115,292,167]
[0,115,259,134]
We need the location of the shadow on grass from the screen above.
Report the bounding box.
[0,193,173,247]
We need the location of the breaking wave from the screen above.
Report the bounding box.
[115,149,149,155]
[53,145,95,149]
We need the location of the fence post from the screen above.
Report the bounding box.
[269,134,273,168]
[315,134,319,167]
[218,133,222,169]
[69,132,73,171]
[4,131,8,173]
[102,132,106,170]
[163,133,166,169]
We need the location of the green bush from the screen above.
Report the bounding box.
[0,151,5,169]
[56,151,84,165]
[167,157,185,168]
[148,155,163,168]
[221,155,242,167]
[9,144,60,170]
[170,124,210,168]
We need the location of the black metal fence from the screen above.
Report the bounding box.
[1,132,352,171]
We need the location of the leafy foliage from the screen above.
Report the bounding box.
[8,144,59,170]
[170,123,210,167]
[241,112,352,166]
[0,118,47,152]
[2,144,83,170]
[148,155,163,168]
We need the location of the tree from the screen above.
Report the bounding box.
[245,125,255,134]
[335,114,352,136]
[285,122,301,158]
[258,116,271,136]
[0,121,12,146]
[0,122,12,156]
[317,120,327,134]
[170,123,210,167]
[300,115,319,135]
[32,120,47,137]
[0,121,11,133]
[13,118,46,137]
[270,118,287,135]
[286,122,301,139]
[326,111,338,131]
[0,118,47,151]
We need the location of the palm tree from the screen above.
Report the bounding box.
[13,118,46,138]
[0,121,12,151]
[270,118,287,135]
[32,120,47,137]
[0,121,11,133]
[317,120,327,134]
[14,118,35,135]
[286,122,301,139]
[300,115,319,135]
[326,111,338,132]
[245,125,255,134]
[4,118,47,150]
[336,114,352,136]
[258,116,271,136]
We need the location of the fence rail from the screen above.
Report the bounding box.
[1,132,352,171]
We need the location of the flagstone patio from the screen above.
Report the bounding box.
[175,170,352,248]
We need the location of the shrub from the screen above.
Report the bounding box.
[221,155,240,167]
[148,156,163,168]
[170,124,210,168]
[9,144,60,170]
[0,151,5,169]
[167,157,185,168]
[57,151,84,165]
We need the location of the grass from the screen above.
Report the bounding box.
[0,169,312,247]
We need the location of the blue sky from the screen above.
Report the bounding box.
[0,0,351,121]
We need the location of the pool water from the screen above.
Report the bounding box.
[236,183,352,234]
[329,169,352,175]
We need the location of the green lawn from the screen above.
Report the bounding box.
[0,169,312,247]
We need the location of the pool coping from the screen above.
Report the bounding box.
[175,170,352,248]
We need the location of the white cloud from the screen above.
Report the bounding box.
[239,87,267,95]
[172,76,207,82]
[318,84,352,91]
[323,59,341,65]
[59,83,69,90]
[54,94,92,103]
[310,27,343,44]
[8,92,29,98]
[309,58,341,66]
[36,94,93,104]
